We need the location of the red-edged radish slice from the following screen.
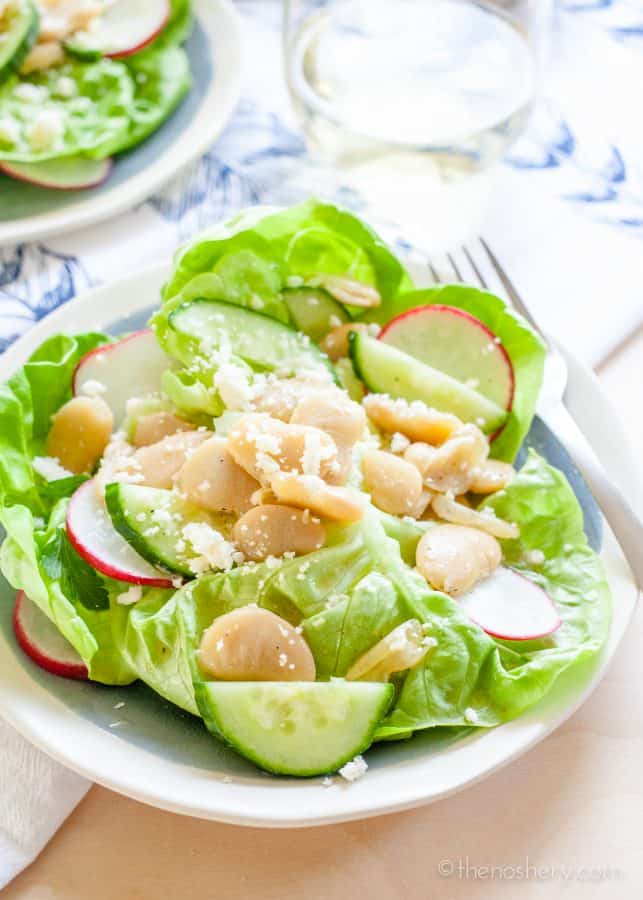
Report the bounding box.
[459,567,561,641]
[73,329,171,425]
[66,0,170,59]
[379,305,515,417]
[0,157,113,190]
[66,480,173,587]
[13,591,88,680]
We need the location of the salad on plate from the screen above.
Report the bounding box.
[0,200,610,779]
[0,0,191,190]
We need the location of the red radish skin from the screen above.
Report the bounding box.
[379,305,515,440]
[459,567,561,641]
[66,480,174,588]
[0,158,113,191]
[13,591,88,680]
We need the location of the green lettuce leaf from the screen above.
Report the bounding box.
[0,331,135,684]
[120,46,191,152]
[377,450,610,737]
[0,59,134,162]
[156,200,413,331]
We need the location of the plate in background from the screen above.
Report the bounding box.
[0,0,242,246]
[0,261,637,826]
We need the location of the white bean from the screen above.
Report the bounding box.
[362,449,427,517]
[363,394,461,445]
[232,504,326,561]
[134,430,210,490]
[178,436,259,514]
[416,524,502,596]
[199,607,316,681]
[270,472,366,522]
[45,396,113,474]
[132,412,194,448]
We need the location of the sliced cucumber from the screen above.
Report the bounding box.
[335,356,365,402]
[283,287,350,343]
[0,0,38,83]
[349,332,507,433]
[195,680,393,776]
[168,298,335,379]
[105,482,222,577]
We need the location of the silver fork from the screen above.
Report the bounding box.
[425,238,643,591]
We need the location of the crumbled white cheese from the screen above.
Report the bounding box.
[53,76,78,99]
[26,108,65,152]
[79,378,106,397]
[285,275,304,288]
[523,549,545,566]
[214,362,253,411]
[32,455,73,481]
[389,432,411,454]
[117,586,143,606]
[183,522,238,574]
[13,83,49,103]
[338,755,368,782]
[464,707,480,725]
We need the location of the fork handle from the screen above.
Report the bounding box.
[543,401,643,592]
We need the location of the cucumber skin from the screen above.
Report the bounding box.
[63,40,103,62]
[0,1,39,84]
[104,482,189,577]
[283,287,350,342]
[169,296,338,383]
[194,680,394,777]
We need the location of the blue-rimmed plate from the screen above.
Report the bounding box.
[0,0,241,247]
[0,261,638,827]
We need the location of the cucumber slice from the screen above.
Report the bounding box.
[283,287,350,343]
[105,482,224,577]
[0,0,38,83]
[349,332,507,433]
[195,680,394,776]
[0,156,112,190]
[168,298,335,379]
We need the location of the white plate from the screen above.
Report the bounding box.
[0,0,242,247]
[0,262,638,827]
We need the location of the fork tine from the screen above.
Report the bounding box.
[427,260,441,284]
[446,252,463,282]
[461,245,488,290]
[479,238,544,339]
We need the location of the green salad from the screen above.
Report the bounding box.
[0,0,191,188]
[0,200,610,779]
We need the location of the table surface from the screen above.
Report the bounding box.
[5,327,643,900]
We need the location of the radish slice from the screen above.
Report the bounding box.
[379,305,515,415]
[66,0,170,59]
[459,567,561,641]
[73,329,172,425]
[0,157,112,190]
[13,591,88,681]
[66,480,173,587]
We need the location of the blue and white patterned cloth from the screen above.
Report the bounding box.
[1,0,642,364]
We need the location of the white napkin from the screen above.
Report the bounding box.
[0,721,89,887]
[1,0,643,887]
